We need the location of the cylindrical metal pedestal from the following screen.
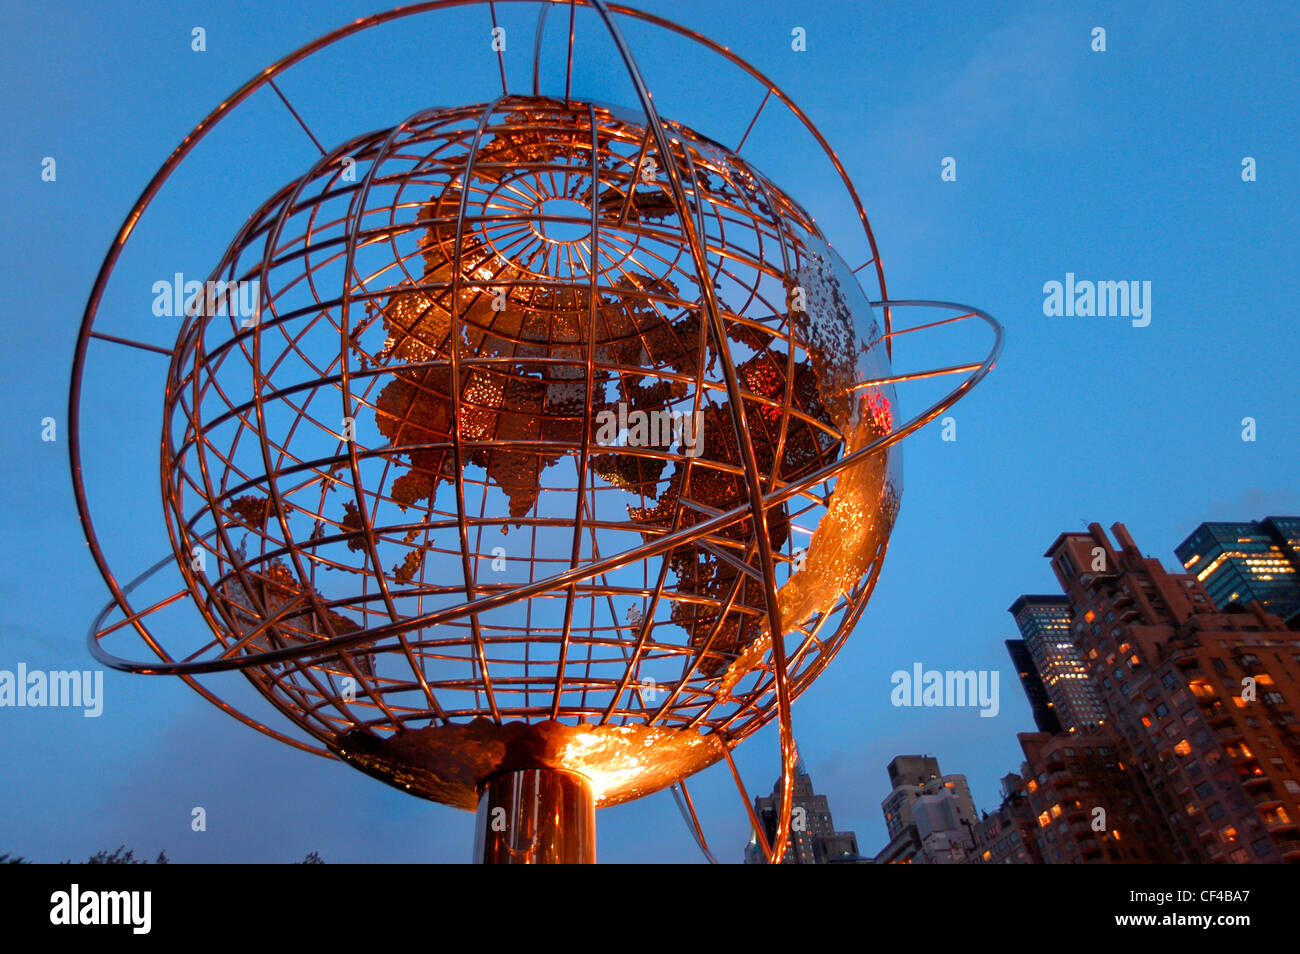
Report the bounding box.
[474,767,596,864]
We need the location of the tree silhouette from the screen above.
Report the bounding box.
[3,846,322,863]
[74,846,168,864]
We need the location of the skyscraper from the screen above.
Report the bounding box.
[1001,595,1174,861]
[970,774,1041,864]
[1044,522,1300,863]
[1009,595,1105,732]
[1006,638,1063,734]
[1014,730,1174,863]
[880,755,979,838]
[1175,517,1300,627]
[744,753,861,864]
[874,755,979,863]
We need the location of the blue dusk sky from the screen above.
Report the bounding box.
[1,0,1297,863]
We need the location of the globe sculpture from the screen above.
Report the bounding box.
[70,1,1001,863]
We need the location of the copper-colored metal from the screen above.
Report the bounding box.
[672,779,718,864]
[69,0,1001,863]
[475,767,596,863]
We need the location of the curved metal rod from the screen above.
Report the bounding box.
[65,7,1004,846]
[530,1,551,95]
[487,1,508,94]
[326,103,463,723]
[692,299,1003,755]
[670,781,719,864]
[89,300,1003,731]
[442,97,511,722]
[69,0,889,704]
[584,0,797,862]
[549,101,605,717]
[590,1,892,359]
[86,548,332,757]
[717,734,773,863]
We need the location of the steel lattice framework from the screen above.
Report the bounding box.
[70,0,1001,863]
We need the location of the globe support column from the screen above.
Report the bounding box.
[474,768,596,864]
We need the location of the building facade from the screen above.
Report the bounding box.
[1014,730,1175,863]
[1010,595,1105,732]
[880,754,978,840]
[745,755,862,864]
[1043,522,1300,863]
[1175,517,1300,627]
[874,755,979,863]
[971,774,1041,864]
[1006,638,1063,734]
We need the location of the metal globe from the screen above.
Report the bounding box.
[163,95,901,809]
[72,1,1001,863]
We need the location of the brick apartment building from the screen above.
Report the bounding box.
[1039,522,1300,863]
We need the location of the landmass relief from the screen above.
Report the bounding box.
[177,98,899,807]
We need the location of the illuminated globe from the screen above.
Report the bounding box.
[161,95,902,809]
[73,1,1002,863]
